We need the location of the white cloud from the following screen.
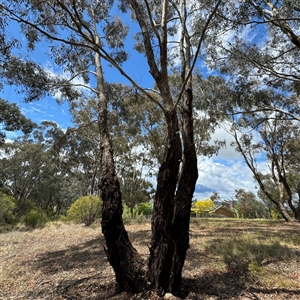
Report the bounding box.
[44,66,92,101]
[210,125,241,160]
[194,123,268,200]
[195,156,258,200]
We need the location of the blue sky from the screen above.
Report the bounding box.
[1,7,263,202]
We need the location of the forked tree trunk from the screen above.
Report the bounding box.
[148,88,198,294]
[95,45,145,292]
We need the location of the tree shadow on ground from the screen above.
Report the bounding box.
[127,228,151,248]
[24,236,119,300]
[179,228,300,299]
[21,222,300,300]
[180,271,249,299]
[180,274,300,300]
[33,237,106,274]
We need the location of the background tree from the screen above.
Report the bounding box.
[230,109,300,221]
[0,138,48,211]
[197,1,300,222]
[191,199,216,216]
[0,123,84,216]
[119,168,153,218]
[210,191,221,203]
[0,99,36,144]
[234,189,268,219]
[257,174,286,219]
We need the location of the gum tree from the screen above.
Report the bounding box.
[230,109,300,221]
[0,0,222,294]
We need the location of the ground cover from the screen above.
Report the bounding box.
[0,219,299,299]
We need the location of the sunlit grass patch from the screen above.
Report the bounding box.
[209,236,295,269]
[249,261,300,288]
[196,220,300,288]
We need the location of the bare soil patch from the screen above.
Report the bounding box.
[0,219,299,299]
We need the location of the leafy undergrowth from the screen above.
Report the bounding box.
[0,219,300,299]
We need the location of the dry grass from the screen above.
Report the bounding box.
[0,219,300,299]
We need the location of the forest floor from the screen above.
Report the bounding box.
[0,218,300,300]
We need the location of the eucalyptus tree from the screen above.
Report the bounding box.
[196,1,300,224]
[234,189,268,219]
[0,99,36,145]
[125,0,223,293]
[230,109,300,221]
[1,1,144,292]
[0,138,47,211]
[203,0,300,119]
[257,173,289,219]
[1,0,223,294]
[0,123,80,215]
[120,169,153,217]
[29,121,84,214]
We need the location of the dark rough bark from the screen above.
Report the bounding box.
[170,88,198,293]
[100,169,145,292]
[147,111,182,294]
[148,89,198,294]
[95,47,145,292]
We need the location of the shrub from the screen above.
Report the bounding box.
[122,205,132,224]
[271,210,283,220]
[0,192,16,225]
[135,212,146,223]
[191,199,215,216]
[23,208,48,228]
[59,215,69,222]
[136,203,152,216]
[67,195,102,226]
[15,199,37,218]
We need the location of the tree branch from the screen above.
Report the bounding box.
[174,0,223,110]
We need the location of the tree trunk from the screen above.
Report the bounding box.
[277,183,293,222]
[294,207,300,222]
[277,202,293,222]
[170,87,198,293]
[95,43,145,292]
[234,134,294,222]
[148,88,198,294]
[148,110,182,294]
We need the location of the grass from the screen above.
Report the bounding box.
[189,218,300,292]
[0,219,299,299]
